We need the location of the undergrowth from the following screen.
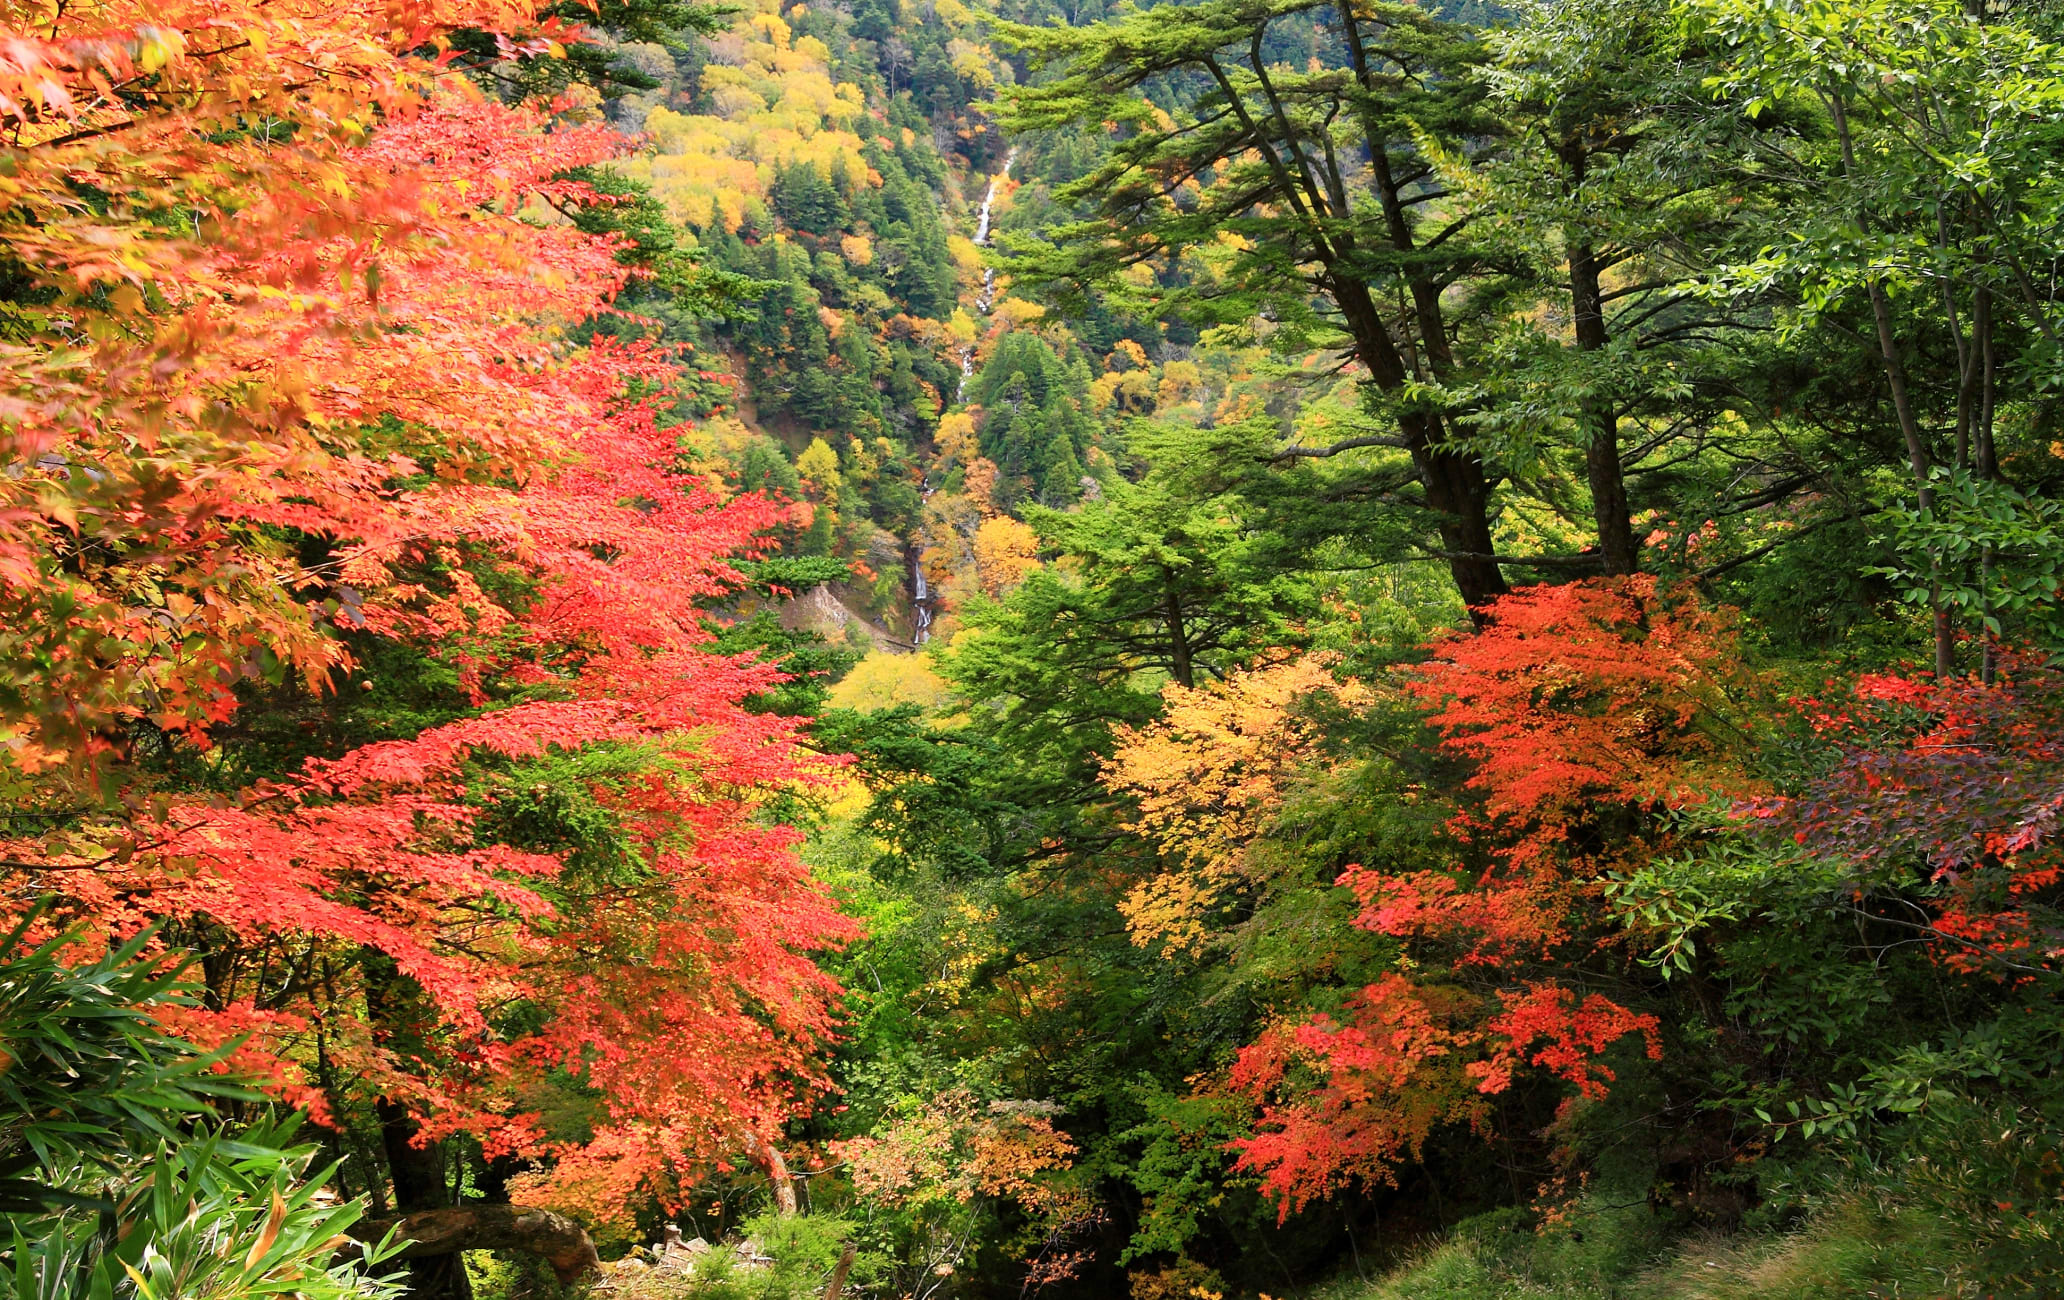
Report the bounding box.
[1316,1193,1998,1300]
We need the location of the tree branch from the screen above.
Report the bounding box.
[1267,433,1410,460]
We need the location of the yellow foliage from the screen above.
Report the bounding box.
[1130,1260,1229,1300]
[839,232,874,266]
[1157,359,1205,408]
[844,437,881,487]
[555,81,604,124]
[828,652,952,713]
[1109,338,1150,371]
[945,308,978,347]
[796,436,841,499]
[972,516,1041,595]
[708,80,768,118]
[947,38,998,91]
[1105,656,1374,953]
[1088,372,1122,411]
[934,410,980,466]
[993,297,1046,328]
[618,10,873,233]
[1109,369,1157,413]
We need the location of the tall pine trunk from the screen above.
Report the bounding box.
[1568,239,1639,575]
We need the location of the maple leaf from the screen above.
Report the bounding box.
[0,8,856,1226]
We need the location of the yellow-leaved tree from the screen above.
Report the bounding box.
[1104,656,1373,954]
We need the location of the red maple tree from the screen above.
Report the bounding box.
[1763,653,2064,978]
[0,0,854,1231]
[1230,579,1749,1211]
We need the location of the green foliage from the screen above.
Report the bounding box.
[1110,1085,1252,1263]
[1874,468,2064,644]
[966,335,1097,506]
[41,0,2064,1290]
[608,1214,862,1300]
[740,555,855,593]
[561,165,773,319]
[1311,1193,1975,1300]
[0,913,401,1300]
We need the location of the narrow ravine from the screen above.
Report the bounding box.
[955,148,1017,402]
[910,149,1019,646]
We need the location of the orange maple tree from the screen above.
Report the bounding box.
[1229,579,1751,1212]
[1,0,853,1227]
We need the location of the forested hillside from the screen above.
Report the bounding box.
[4,0,2063,1297]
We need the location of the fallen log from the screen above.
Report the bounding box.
[340,1204,601,1284]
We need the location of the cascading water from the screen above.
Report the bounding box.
[911,150,1018,647]
[956,149,1016,403]
[911,553,931,642]
[909,473,938,645]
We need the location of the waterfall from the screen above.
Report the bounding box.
[910,473,938,645]
[916,150,1017,647]
[956,149,1017,402]
[911,556,931,643]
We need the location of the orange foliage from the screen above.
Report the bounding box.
[1407,575,1747,849]
[838,1088,1079,1212]
[1228,581,1742,1212]
[0,11,624,775]
[1368,576,1755,964]
[1229,975,1660,1215]
[0,0,856,1228]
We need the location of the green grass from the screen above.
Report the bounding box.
[1313,1195,1985,1300]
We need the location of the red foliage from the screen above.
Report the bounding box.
[1764,652,2064,976]
[1230,580,1734,1211]
[0,7,856,1225]
[1228,978,1490,1214]
[1229,974,1662,1215]
[1407,575,1744,850]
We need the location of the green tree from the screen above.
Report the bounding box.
[1452,0,1752,575]
[998,0,1515,610]
[0,915,405,1300]
[1697,0,2064,674]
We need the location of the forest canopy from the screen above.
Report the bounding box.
[2,0,2062,1296]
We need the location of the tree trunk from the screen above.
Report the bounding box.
[1163,579,1195,688]
[377,1099,448,1214]
[745,1131,800,1217]
[1829,94,1954,678]
[1334,276,1508,615]
[342,1205,602,1286]
[1409,411,1511,616]
[1568,239,1639,576]
[366,959,469,1300]
[824,1243,858,1300]
[1328,5,1510,616]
